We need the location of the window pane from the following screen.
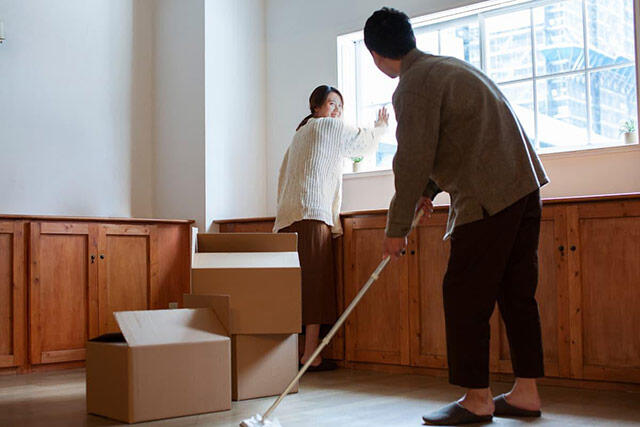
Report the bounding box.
[590,66,637,145]
[537,75,588,150]
[440,21,481,68]
[360,104,398,169]
[355,41,398,107]
[485,9,533,82]
[587,0,635,68]
[415,29,439,54]
[533,0,585,76]
[499,81,536,142]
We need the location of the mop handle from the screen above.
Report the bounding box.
[262,208,425,421]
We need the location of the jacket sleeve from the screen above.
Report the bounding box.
[386,90,441,237]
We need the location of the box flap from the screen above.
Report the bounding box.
[192,252,300,270]
[114,308,228,347]
[183,294,231,335]
[197,233,297,252]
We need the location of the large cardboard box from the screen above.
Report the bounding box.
[192,233,301,334]
[184,294,299,401]
[232,334,299,401]
[86,307,231,423]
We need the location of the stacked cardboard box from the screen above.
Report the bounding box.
[86,299,232,423]
[188,233,302,401]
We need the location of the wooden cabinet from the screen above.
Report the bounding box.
[408,212,450,369]
[343,215,410,365]
[0,222,26,370]
[567,200,640,383]
[0,215,192,373]
[97,224,157,334]
[214,194,640,387]
[29,222,98,364]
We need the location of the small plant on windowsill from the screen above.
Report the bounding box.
[351,156,364,173]
[619,119,638,145]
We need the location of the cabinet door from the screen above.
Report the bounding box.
[568,200,640,383]
[30,222,98,364]
[344,216,410,365]
[0,222,26,368]
[408,212,450,368]
[98,224,157,335]
[494,205,570,378]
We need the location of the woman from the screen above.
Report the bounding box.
[274,85,388,370]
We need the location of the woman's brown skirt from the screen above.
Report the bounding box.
[279,220,337,325]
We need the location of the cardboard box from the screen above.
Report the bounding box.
[86,307,231,423]
[184,294,299,401]
[232,334,299,401]
[192,233,301,334]
[197,232,297,253]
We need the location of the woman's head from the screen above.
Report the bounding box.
[297,85,344,130]
[309,85,343,118]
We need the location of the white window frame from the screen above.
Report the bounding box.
[337,0,640,172]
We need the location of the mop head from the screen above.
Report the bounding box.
[240,414,282,427]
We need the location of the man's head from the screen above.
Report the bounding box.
[364,7,416,78]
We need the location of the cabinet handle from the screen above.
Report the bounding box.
[558,245,564,252]
[90,255,95,264]
[410,250,416,255]
[570,245,576,251]
[99,254,105,260]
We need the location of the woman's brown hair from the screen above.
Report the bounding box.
[296,85,344,131]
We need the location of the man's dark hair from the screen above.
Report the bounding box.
[364,7,416,59]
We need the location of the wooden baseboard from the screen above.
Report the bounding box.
[333,361,640,393]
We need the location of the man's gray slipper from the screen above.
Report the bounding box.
[493,394,541,418]
[422,402,493,425]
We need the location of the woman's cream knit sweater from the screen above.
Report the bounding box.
[273,117,386,236]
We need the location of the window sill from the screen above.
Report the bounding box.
[343,169,393,179]
[342,143,640,177]
[538,142,640,160]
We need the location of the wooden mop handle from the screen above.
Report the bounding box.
[262,208,425,420]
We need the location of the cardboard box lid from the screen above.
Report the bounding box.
[183,294,231,335]
[114,308,229,347]
[197,233,297,253]
[192,252,300,270]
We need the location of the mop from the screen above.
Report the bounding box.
[240,208,426,427]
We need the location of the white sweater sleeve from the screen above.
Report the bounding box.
[276,148,289,205]
[340,122,386,158]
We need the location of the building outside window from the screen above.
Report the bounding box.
[337,0,638,172]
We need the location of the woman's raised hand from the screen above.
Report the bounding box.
[375,106,389,127]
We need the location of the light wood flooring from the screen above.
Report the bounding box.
[1,368,639,426]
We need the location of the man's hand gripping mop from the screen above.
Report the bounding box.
[240,207,426,427]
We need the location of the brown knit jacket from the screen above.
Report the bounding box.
[387,49,548,239]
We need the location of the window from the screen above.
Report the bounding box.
[338,0,639,172]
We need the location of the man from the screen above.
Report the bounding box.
[364,7,549,426]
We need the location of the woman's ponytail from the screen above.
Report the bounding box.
[296,114,314,131]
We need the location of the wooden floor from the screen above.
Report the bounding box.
[1,368,639,426]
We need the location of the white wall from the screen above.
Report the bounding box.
[154,0,267,231]
[154,0,206,228]
[265,0,640,215]
[205,0,267,226]
[0,0,154,217]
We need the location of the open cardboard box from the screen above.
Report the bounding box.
[185,293,299,401]
[192,233,302,334]
[86,300,231,424]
